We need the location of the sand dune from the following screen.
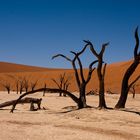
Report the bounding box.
[0,61,49,73]
[0,60,140,93]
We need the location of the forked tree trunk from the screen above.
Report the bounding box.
[84,40,108,109]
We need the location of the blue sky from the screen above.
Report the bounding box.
[0,0,140,68]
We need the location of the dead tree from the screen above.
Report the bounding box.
[52,46,97,109]
[0,97,42,111]
[15,79,19,94]
[84,40,109,109]
[24,78,30,93]
[52,73,71,96]
[31,80,38,91]
[63,78,71,97]
[5,74,19,94]
[43,83,47,96]
[115,27,140,108]
[13,76,25,94]
[106,89,118,95]
[10,44,97,112]
[1,82,11,94]
[1,74,15,94]
[19,78,25,94]
[129,84,137,98]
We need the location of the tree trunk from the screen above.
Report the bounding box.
[78,84,87,109]
[98,79,107,108]
[59,92,62,96]
[25,88,28,93]
[7,89,10,94]
[16,86,18,94]
[115,61,139,108]
[97,59,107,108]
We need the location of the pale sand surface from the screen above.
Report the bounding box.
[0,91,140,140]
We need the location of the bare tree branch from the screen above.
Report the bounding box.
[51,79,61,89]
[52,54,72,62]
[134,26,139,57]
[86,60,98,83]
[128,75,140,91]
[99,43,109,56]
[84,40,98,57]
[72,58,81,88]
[71,51,85,83]
[103,63,107,78]
[31,80,38,91]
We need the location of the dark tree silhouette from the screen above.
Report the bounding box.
[129,84,137,98]
[5,74,20,94]
[1,74,15,94]
[31,80,38,91]
[1,82,11,94]
[10,42,99,112]
[19,78,25,94]
[43,83,47,96]
[15,79,19,94]
[115,27,140,108]
[23,77,30,93]
[52,45,97,109]
[63,77,71,97]
[11,75,26,94]
[84,40,109,109]
[52,73,71,96]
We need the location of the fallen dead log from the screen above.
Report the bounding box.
[0,97,42,111]
[10,88,79,113]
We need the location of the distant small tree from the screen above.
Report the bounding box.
[115,27,140,108]
[129,84,139,98]
[31,80,38,91]
[15,79,19,94]
[0,74,14,94]
[24,78,30,93]
[52,73,71,96]
[43,83,47,96]
[1,82,11,94]
[19,78,25,94]
[4,74,19,94]
[63,77,71,97]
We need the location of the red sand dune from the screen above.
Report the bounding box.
[0,61,49,73]
[0,60,139,93]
